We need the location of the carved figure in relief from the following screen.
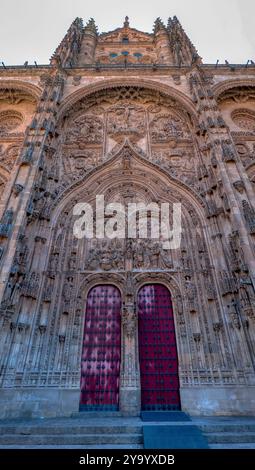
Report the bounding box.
[238,270,255,318]
[65,115,103,145]
[150,114,190,143]
[62,277,74,304]
[122,304,137,338]
[49,253,59,272]
[107,105,146,141]
[185,276,197,312]
[68,252,76,270]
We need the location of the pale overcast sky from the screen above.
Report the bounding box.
[0,0,254,65]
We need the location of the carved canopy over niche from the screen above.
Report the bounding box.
[231,109,255,133]
[0,110,23,135]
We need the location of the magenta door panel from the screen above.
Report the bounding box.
[80,285,121,411]
[138,284,181,410]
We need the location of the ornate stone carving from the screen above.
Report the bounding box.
[21,144,34,165]
[107,104,146,142]
[184,276,198,313]
[233,180,245,193]
[242,200,255,234]
[213,322,223,333]
[232,109,255,133]
[21,272,40,299]
[65,115,103,145]
[0,208,14,238]
[150,114,190,142]
[122,304,137,338]
[227,301,241,330]
[220,271,236,296]
[238,270,255,320]
[0,110,23,135]
[85,239,125,271]
[12,184,24,196]
[221,142,236,162]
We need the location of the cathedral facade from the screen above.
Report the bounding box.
[0,16,254,419]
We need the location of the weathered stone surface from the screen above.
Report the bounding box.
[0,16,254,419]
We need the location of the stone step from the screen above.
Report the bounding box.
[210,443,255,450]
[198,424,255,433]
[206,432,255,444]
[71,412,123,418]
[0,444,144,449]
[0,425,142,435]
[0,433,143,446]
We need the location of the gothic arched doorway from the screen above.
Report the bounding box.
[80,285,121,411]
[138,284,181,410]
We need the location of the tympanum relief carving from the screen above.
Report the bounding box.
[56,87,198,198]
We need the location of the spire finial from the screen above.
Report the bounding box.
[153,17,165,33]
[124,16,130,28]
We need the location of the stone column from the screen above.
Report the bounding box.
[119,301,141,416]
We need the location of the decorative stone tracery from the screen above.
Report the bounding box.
[0,16,255,418]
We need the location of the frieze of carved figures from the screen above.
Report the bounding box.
[85,239,125,271]
[132,240,173,270]
[122,304,137,338]
[83,238,174,272]
[107,104,146,142]
[65,114,104,145]
[150,114,191,143]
